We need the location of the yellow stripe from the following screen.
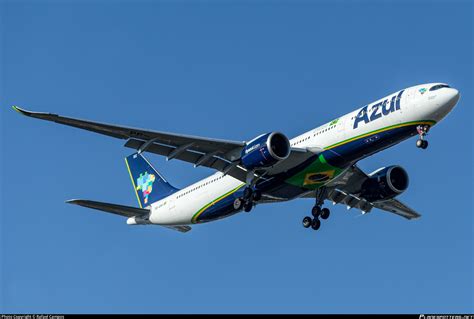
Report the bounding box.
[125,157,143,208]
[325,120,436,150]
[192,183,245,224]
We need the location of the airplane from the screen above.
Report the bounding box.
[12,83,460,233]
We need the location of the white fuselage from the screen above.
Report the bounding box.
[134,83,459,226]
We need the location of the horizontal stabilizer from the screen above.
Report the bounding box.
[66,199,149,217]
[66,199,192,233]
[163,225,192,233]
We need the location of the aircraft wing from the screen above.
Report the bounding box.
[13,106,312,182]
[303,165,421,220]
[371,198,421,220]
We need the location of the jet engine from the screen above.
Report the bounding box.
[240,132,291,170]
[360,165,409,201]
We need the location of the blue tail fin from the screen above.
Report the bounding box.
[125,153,179,208]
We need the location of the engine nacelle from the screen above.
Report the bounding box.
[360,165,409,202]
[240,132,291,170]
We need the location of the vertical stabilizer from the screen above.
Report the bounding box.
[125,153,179,208]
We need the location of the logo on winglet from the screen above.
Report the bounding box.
[136,171,156,204]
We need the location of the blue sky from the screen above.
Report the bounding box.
[1,0,472,314]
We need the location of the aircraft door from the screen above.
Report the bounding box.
[405,88,415,107]
[168,197,176,212]
[337,117,346,133]
[336,117,347,141]
[398,89,414,122]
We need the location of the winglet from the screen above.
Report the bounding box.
[11,106,60,122]
[12,105,27,115]
[12,106,40,117]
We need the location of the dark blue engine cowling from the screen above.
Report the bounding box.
[360,165,409,202]
[241,132,291,170]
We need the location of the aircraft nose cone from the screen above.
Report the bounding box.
[446,88,460,108]
[450,88,460,103]
[436,87,460,118]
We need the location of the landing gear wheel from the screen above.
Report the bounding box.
[243,187,253,201]
[302,216,312,228]
[320,208,330,220]
[312,206,321,217]
[233,198,243,210]
[243,201,253,212]
[252,190,262,202]
[311,218,321,231]
[244,200,253,213]
[416,139,428,149]
[416,125,430,149]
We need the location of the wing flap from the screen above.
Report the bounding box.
[163,225,192,233]
[124,138,249,181]
[372,199,421,220]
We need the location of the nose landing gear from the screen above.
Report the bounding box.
[416,125,430,149]
[416,139,428,149]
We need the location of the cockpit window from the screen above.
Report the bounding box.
[429,84,450,91]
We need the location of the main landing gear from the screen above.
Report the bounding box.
[241,187,261,213]
[302,188,330,231]
[416,125,430,149]
[303,205,330,231]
